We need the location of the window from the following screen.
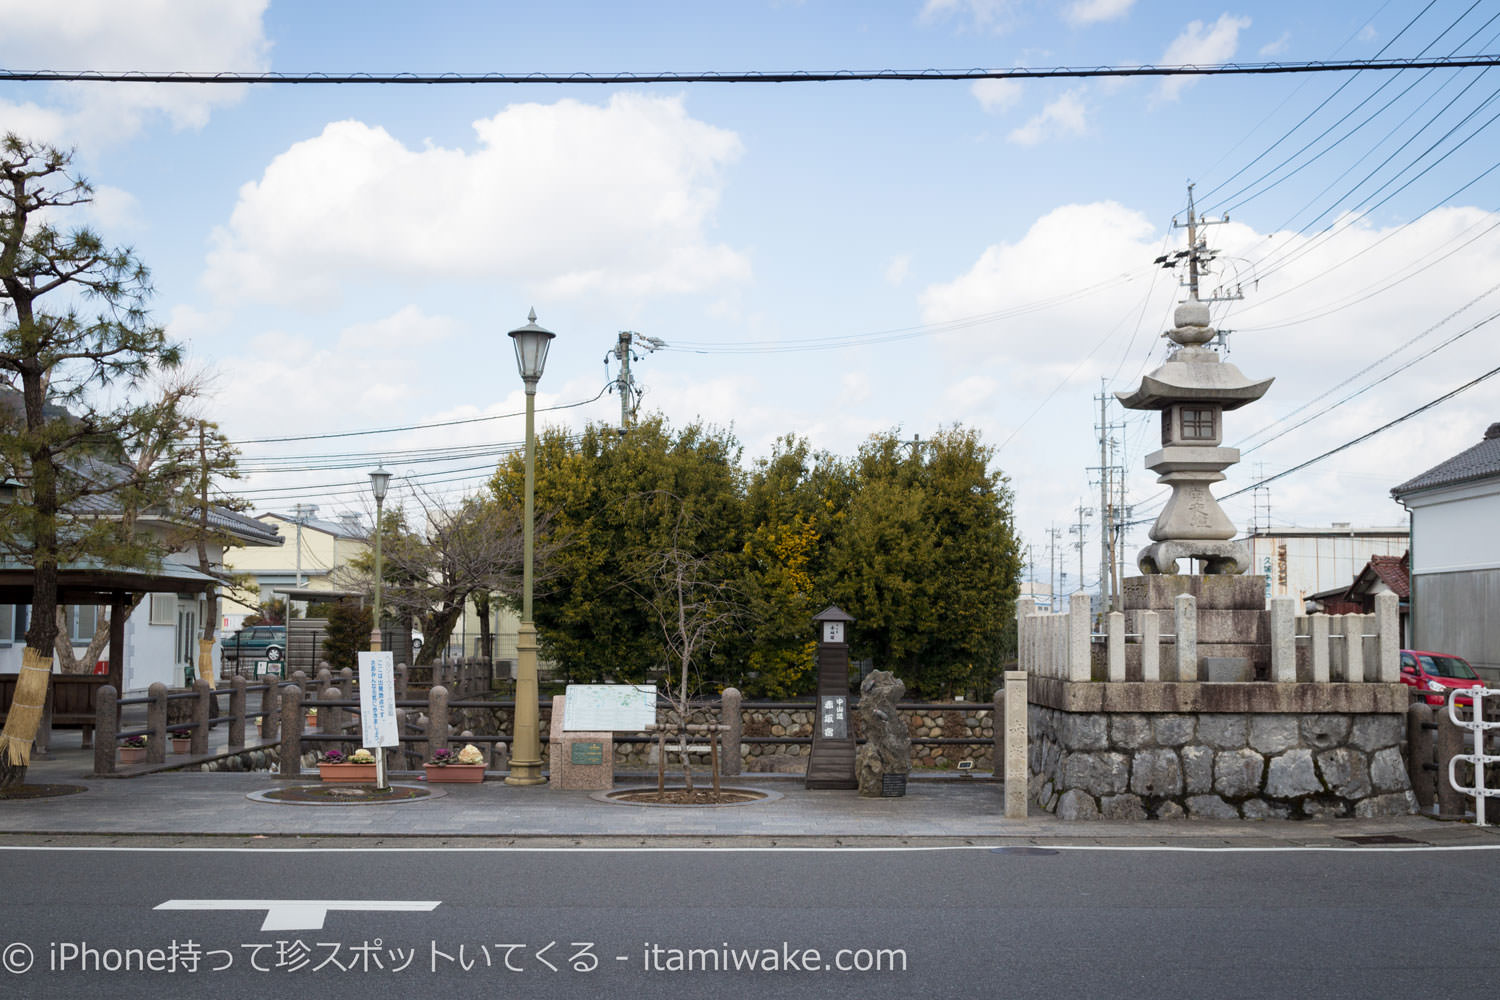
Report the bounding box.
[1180,407,1216,441]
[149,593,175,626]
[0,605,11,643]
[66,605,100,644]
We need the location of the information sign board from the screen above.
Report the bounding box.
[562,684,656,731]
[357,651,399,748]
[570,741,605,765]
[819,694,848,740]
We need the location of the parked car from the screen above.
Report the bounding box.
[220,625,287,663]
[1400,649,1484,707]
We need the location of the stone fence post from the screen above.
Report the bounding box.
[427,685,450,759]
[396,664,409,699]
[1003,670,1028,819]
[1067,593,1091,682]
[721,688,742,776]
[1107,612,1125,682]
[1435,708,1466,819]
[93,685,118,775]
[146,683,168,764]
[1176,593,1198,681]
[278,684,303,777]
[229,675,247,748]
[191,679,212,756]
[1406,701,1435,811]
[1015,598,1034,674]
[260,682,280,741]
[1375,592,1400,682]
[1269,596,1295,682]
[1140,610,1160,681]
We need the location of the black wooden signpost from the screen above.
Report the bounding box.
[805,605,857,789]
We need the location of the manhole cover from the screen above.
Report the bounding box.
[248,783,442,806]
[0,783,87,801]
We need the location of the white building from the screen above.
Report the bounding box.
[1241,524,1410,606]
[1391,422,1500,683]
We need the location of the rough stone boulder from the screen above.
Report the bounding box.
[855,670,911,797]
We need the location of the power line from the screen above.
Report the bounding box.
[1222,359,1500,500]
[230,383,612,445]
[3,56,1499,87]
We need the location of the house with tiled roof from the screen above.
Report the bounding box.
[1391,421,1500,683]
[1305,551,1410,643]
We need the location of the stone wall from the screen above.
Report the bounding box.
[1029,698,1416,820]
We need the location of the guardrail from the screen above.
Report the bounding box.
[1447,686,1500,827]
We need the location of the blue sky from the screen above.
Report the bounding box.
[3,0,1498,595]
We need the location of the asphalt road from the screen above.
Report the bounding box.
[3,843,1497,999]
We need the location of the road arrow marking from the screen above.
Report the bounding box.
[155,899,441,931]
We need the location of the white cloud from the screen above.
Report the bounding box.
[336,306,456,352]
[971,78,1024,113]
[1063,0,1135,27]
[919,0,1023,33]
[884,254,912,286]
[1358,25,1378,43]
[0,0,270,146]
[839,372,872,405]
[1007,89,1088,145]
[203,94,749,308]
[1259,31,1291,57]
[1157,13,1252,101]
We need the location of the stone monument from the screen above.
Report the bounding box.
[854,670,910,797]
[1115,296,1272,576]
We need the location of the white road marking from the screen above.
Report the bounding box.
[1,841,1496,854]
[153,899,441,931]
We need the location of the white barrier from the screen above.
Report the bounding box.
[1447,686,1500,827]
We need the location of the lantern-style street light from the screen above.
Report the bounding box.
[368,464,391,789]
[506,309,555,786]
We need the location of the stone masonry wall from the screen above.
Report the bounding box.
[1029,705,1416,820]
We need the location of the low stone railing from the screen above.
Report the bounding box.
[1018,591,1400,682]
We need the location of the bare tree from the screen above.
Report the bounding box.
[338,485,551,665]
[629,497,744,794]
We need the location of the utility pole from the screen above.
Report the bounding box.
[1069,501,1093,596]
[607,331,667,433]
[1047,524,1061,610]
[1098,382,1111,616]
[1163,183,1243,344]
[291,503,318,589]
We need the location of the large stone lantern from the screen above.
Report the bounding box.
[1116,298,1272,575]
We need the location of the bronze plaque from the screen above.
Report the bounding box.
[570,741,605,765]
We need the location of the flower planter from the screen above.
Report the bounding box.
[424,763,486,783]
[318,763,378,783]
[305,714,318,729]
[118,746,147,764]
[171,738,192,754]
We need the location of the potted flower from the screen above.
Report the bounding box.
[424,743,486,783]
[317,747,378,783]
[119,735,148,764]
[170,730,192,754]
[305,707,319,730]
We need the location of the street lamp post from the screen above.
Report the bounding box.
[507,308,554,786]
[368,465,391,789]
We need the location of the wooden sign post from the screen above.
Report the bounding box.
[805,605,857,789]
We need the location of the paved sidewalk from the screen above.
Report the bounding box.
[5,729,1498,848]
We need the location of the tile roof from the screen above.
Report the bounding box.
[1392,422,1500,496]
[1361,553,1410,599]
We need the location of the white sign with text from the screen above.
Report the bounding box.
[358,651,399,747]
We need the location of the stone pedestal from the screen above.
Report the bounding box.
[1121,574,1270,681]
[547,696,614,791]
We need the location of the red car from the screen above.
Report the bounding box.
[1400,649,1485,707]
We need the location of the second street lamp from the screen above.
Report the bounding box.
[506,308,554,786]
[368,464,391,789]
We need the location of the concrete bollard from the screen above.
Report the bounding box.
[278,684,303,778]
[229,675,247,748]
[427,685,450,758]
[1406,701,1435,811]
[191,679,212,756]
[146,683,168,764]
[721,687,742,776]
[94,685,119,775]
